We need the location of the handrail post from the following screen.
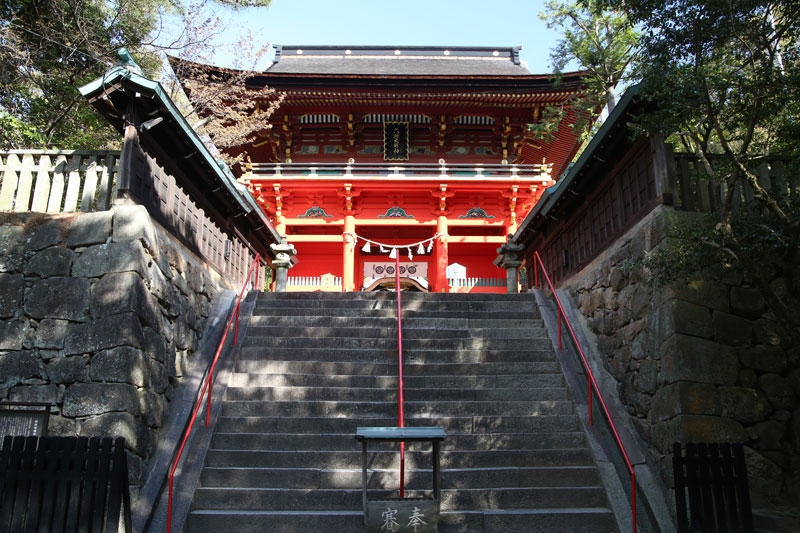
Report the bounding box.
[395,249,405,498]
[558,311,562,350]
[206,369,213,427]
[234,301,240,345]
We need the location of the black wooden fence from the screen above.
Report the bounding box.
[673,442,753,533]
[0,436,131,532]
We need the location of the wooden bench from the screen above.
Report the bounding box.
[673,442,754,533]
[0,436,131,532]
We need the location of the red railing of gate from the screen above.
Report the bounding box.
[166,254,261,533]
[532,250,637,533]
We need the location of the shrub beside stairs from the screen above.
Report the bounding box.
[185,292,618,532]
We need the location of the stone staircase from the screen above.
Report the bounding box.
[186,292,618,532]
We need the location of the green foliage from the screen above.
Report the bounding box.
[629,215,728,284]
[607,0,800,159]
[0,0,271,150]
[594,0,800,332]
[531,0,639,143]
[0,0,165,149]
[640,200,800,294]
[262,266,272,292]
[0,110,45,147]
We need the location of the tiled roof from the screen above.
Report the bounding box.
[266,45,533,76]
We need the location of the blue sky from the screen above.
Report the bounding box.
[210,0,571,73]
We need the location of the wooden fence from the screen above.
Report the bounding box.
[669,153,799,215]
[532,140,660,285]
[526,146,799,286]
[0,149,261,288]
[286,275,343,291]
[672,442,753,533]
[0,436,131,532]
[448,277,507,288]
[0,151,121,213]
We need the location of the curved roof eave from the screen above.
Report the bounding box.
[167,55,588,89]
[79,66,280,244]
[512,83,642,244]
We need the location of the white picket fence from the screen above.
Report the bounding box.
[287,275,343,290]
[447,277,507,288]
[0,150,121,213]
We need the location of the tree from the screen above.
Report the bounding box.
[164,34,284,168]
[531,0,639,143]
[600,0,800,333]
[0,0,271,150]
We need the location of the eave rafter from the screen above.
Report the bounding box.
[256,91,578,110]
[239,174,553,220]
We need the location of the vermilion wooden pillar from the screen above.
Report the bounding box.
[343,214,356,291]
[434,215,448,292]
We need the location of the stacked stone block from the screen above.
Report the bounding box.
[565,207,800,508]
[0,206,227,493]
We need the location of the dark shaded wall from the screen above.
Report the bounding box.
[0,206,230,498]
[518,132,800,508]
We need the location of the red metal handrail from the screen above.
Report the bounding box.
[533,251,637,533]
[166,254,261,533]
[394,251,406,498]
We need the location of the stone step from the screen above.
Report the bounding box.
[200,465,602,490]
[251,307,540,319]
[473,508,618,533]
[224,386,570,402]
[219,399,574,418]
[204,448,596,469]
[190,486,608,511]
[248,315,544,329]
[234,360,561,376]
[187,292,616,532]
[244,325,548,339]
[237,347,556,364]
[186,508,617,533]
[210,431,587,452]
[240,336,552,350]
[253,299,538,311]
[227,372,566,389]
[257,292,534,302]
[214,414,583,435]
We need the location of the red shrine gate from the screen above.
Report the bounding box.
[241,161,554,292]
[174,46,586,291]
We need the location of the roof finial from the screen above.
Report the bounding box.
[116,48,143,76]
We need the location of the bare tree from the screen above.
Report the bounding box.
[164,33,284,168]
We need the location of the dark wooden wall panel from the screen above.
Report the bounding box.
[123,141,259,287]
[532,139,658,282]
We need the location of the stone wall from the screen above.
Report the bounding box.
[563,205,800,508]
[0,205,230,492]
